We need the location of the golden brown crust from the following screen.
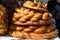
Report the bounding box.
[23,1,47,12]
[42,12,51,21]
[30,33,43,38]
[10,25,56,33]
[15,26,24,31]
[14,20,51,25]
[9,31,24,38]
[9,30,58,39]
[22,32,31,38]
[0,4,7,35]
[13,7,53,25]
[47,25,55,33]
[29,26,38,29]
[10,1,57,39]
[49,30,58,38]
[34,26,47,34]
[13,8,42,25]
[39,20,49,25]
[23,28,33,33]
[0,28,7,35]
[42,30,58,38]
[30,30,58,39]
[10,25,57,33]
[0,23,7,29]
[0,4,7,23]
[10,25,38,31]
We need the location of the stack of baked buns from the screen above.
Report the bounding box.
[0,4,8,35]
[9,1,58,39]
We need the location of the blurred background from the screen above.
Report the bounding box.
[34,0,48,4]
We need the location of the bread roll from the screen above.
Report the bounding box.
[23,1,47,12]
[31,17,39,22]
[15,26,24,31]
[29,26,38,29]
[47,25,55,33]
[0,4,7,35]
[42,12,50,21]
[22,32,31,38]
[34,13,42,19]
[39,20,48,25]
[9,31,24,38]
[19,18,27,23]
[0,28,7,35]
[34,26,47,34]
[30,33,42,38]
[23,28,33,33]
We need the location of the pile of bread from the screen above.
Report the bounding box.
[0,4,8,35]
[9,1,58,39]
[0,1,58,39]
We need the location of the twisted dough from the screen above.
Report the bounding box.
[13,7,53,25]
[42,12,51,21]
[10,25,56,34]
[10,1,57,39]
[23,1,47,12]
[9,31,24,38]
[0,4,7,35]
[9,30,58,39]
[47,25,55,33]
[10,25,25,31]
[34,26,47,34]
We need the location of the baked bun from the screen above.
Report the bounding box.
[34,26,47,34]
[13,7,52,25]
[23,1,47,12]
[0,4,7,35]
[9,25,58,38]
[0,28,7,35]
[10,1,58,39]
[9,31,24,38]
